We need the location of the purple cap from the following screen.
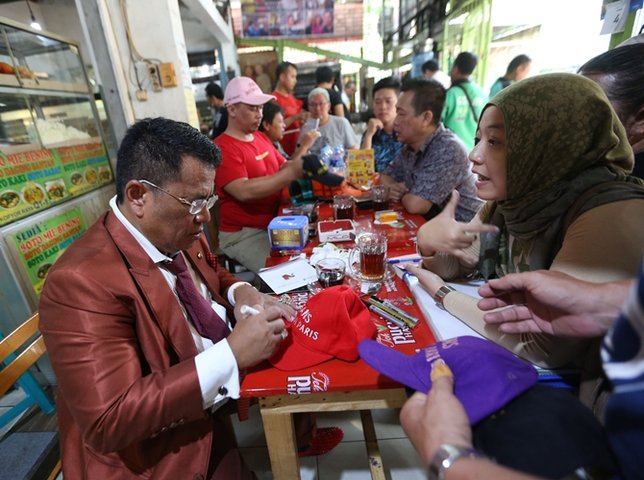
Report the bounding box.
[358,336,538,424]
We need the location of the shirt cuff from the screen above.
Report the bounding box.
[195,339,240,409]
[227,281,252,306]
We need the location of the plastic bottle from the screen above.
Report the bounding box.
[319,145,333,166]
[329,145,346,175]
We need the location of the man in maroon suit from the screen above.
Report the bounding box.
[39,118,294,479]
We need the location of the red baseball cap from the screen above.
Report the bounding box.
[224,76,276,106]
[269,285,375,371]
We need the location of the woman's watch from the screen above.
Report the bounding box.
[429,444,485,480]
[433,285,455,309]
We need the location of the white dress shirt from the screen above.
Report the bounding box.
[109,196,240,410]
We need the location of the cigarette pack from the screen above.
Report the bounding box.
[268,216,309,250]
[317,220,356,243]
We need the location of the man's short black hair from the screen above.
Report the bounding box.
[276,61,297,79]
[422,60,439,73]
[400,78,446,124]
[372,76,401,96]
[204,82,224,100]
[453,52,478,75]
[116,118,221,203]
[315,66,335,84]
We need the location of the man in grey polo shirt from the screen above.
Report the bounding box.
[380,78,482,221]
[298,87,358,156]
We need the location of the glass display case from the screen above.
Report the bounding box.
[0,16,113,227]
[0,18,101,152]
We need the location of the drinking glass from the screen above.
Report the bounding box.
[314,258,346,288]
[348,232,388,281]
[333,194,354,220]
[372,185,389,212]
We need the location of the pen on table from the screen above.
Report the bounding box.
[382,299,418,325]
[368,305,406,329]
[366,297,413,326]
[386,257,422,265]
[365,297,415,328]
[369,296,417,326]
[240,305,288,339]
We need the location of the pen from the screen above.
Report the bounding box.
[386,257,422,265]
[368,305,406,328]
[383,299,418,325]
[365,297,415,328]
[241,305,288,339]
[369,296,418,326]
[240,305,261,315]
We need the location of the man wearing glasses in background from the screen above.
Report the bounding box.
[215,76,311,273]
[39,117,294,479]
[298,87,358,156]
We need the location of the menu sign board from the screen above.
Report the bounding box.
[346,149,375,188]
[12,206,87,295]
[0,142,112,226]
[57,143,112,196]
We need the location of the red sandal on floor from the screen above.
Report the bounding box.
[298,426,344,457]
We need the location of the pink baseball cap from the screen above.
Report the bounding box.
[223,76,276,106]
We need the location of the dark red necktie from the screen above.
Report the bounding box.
[166,253,230,343]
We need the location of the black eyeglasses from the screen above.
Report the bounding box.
[139,179,217,215]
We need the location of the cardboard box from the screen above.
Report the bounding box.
[317,220,356,243]
[268,216,308,250]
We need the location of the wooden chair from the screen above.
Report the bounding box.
[0,313,61,480]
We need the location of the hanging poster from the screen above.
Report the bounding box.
[0,141,112,226]
[12,206,87,295]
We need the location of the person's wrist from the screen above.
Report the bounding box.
[228,282,254,305]
[433,285,455,309]
[428,444,484,480]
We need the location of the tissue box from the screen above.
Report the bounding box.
[268,216,309,250]
[317,220,356,242]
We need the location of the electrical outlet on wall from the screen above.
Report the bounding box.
[147,63,162,92]
[136,89,148,101]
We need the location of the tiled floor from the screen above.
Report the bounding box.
[1,388,426,479]
[232,404,427,479]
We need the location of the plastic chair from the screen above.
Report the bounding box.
[0,313,60,480]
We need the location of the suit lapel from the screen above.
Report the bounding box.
[103,212,198,360]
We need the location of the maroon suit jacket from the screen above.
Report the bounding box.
[39,211,242,479]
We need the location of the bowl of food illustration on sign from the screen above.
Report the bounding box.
[98,166,112,182]
[21,182,46,207]
[85,167,98,184]
[0,190,20,209]
[45,179,67,201]
[70,172,83,186]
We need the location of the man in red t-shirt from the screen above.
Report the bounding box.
[271,62,308,156]
[215,76,305,273]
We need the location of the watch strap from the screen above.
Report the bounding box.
[428,444,484,480]
[433,285,456,308]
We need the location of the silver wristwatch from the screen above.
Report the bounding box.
[428,444,484,480]
[433,285,455,309]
